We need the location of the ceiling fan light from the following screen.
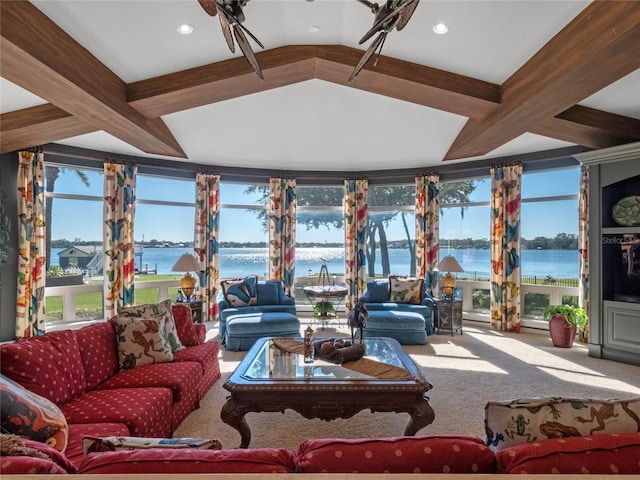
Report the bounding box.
[309,25,320,34]
[433,22,448,34]
[177,23,194,35]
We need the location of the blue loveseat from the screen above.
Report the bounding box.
[217,278,299,350]
[359,278,435,344]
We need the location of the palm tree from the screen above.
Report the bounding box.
[45,166,90,269]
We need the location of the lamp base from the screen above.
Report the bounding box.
[441,272,456,298]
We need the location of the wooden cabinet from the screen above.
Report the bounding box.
[434,298,463,335]
[578,143,640,366]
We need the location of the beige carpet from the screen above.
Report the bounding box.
[173,321,640,450]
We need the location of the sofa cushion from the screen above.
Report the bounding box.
[496,432,640,474]
[484,396,640,452]
[388,276,424,304]
[221,275,258,307]
[83,435,222,454]
[294,435,496,474]
[79,447,296,474]
[0,330,86,405]
[118,300,185,352]
[66,423,130,469]
[0,375,68,453]
[61,387,173,438]
[0,436,78,475]
[172,341,222,400]
[172,303,200,346]
[256,281,279,305]
[74,322,119,390]
[366,281,389,302]
[113,316,174,369]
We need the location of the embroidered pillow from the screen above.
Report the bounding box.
[0,375,69,453]
[112,316,173,370]
[118,300,185,352]
[221,275,258,307]
[484,396,640,452]
[388,276,423,304]
[82,436,222,454]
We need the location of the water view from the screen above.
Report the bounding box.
[52,246,579,280]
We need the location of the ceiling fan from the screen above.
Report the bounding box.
[197,0,265,79]
[350,0,420,82]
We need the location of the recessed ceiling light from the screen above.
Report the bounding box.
[177,23,194,35]
[433,23,448,34]
[309,25,320,34]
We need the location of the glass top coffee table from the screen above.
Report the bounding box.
[221,336,435,448]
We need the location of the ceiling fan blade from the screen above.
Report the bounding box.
[233,25,264,79]
[349,31,386,82]
[217,8,236,53]
[235,21,265,49]
[358,4,400,44]
[395,0,419,30]
[197,0,218,16]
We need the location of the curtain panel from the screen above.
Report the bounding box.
[415,174,440,293]
[103,162,137,319]
[344,179,368,309]
[490,164,522,332]
[194,173,220,321]
[269,178,297,295]
[15,151,46,338]
[578,165,590,335]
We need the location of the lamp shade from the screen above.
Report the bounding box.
[436,255,463,273]
[172,253,201,300]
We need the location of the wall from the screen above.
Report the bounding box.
[0,152,18,341]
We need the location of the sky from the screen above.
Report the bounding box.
[49,167,580,244]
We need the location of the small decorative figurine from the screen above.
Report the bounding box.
[303,326,315,363]
[348,302,368,344]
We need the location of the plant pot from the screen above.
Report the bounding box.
[549,314,577,348]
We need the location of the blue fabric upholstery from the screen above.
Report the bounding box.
[224,313,300,351]
[366,281,389,303]
[363,311,428,345]
[256,281,280,305]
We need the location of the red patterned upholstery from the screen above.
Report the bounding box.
[65,422,130,468]
[79,447,295,474]
[0,438,78,475]
[74,322,119,390]
[194,323,207,344]
[496,432,640,474]
[172,303,200,346]
[172,341,221,400]
[60,387,173,438]
[0,330,86,405]
[295,435,497,474]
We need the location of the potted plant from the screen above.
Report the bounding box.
[542,304,588,348]
[313,300,336,319]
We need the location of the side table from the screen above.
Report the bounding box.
[303,285,348,329]
[433,298,463,335]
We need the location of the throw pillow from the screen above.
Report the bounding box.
[0,375,69,453]
[82,436,222,454]
[366,281,389,302]
[112,316,173,370]
[221,275,258,307]
[171,303,200,346]
[484,396,640,452]
[388,275,423,304]
[118,300,185,352]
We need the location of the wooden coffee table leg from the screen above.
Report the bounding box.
[220,397,252,448]
[403,397,436,436]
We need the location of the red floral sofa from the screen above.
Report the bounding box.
[0,302,221,472]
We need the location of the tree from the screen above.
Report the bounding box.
[245,180,477,277]
[45,167,90,270]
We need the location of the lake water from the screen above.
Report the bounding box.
[52,246,579,279]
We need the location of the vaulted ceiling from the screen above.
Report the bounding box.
[1,0,639,172]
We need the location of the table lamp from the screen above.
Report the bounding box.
[171,253,201,301]
[437,255,464,298]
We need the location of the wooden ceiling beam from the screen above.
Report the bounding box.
[0,0,186,158]
[444,1,640,160]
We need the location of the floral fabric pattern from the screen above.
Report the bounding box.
[194,174,220,321]
[490,165,522,332]
[269,178,296,295]
[16,151,46,338]
[344,179,368,309]
[388,276,424,304]
[415,174,439,293]
[103,163,137,319]
[578,166,589,335]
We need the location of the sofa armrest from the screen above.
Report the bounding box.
[280,294,295,306]
[194,323,206,344]
[359,291,371,303]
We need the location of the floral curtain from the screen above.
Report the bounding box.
[415,174,440,293]
[194,173,220,321]
[269,178,296,295]
[578,165,590,338]
[103,162,137,319]
[344,179,368,309]
[490,164,522,332]
[15,151,46,338]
